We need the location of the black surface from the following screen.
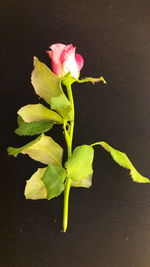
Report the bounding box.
[1,1,150,266]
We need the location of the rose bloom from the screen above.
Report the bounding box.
[47,43,84,79]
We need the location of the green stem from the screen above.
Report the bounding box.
[63,83,75,232]
[63,178,71,232]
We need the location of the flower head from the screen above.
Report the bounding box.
[47,43,84,79]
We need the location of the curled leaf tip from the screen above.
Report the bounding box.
[100,76,107,84]
[77,76,107,84]
[33,56,38,63]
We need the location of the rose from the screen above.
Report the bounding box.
[47,43,84,79]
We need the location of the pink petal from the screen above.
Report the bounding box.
[46,43,66,75]
[46,43,84,78]
[64,44,75,54]
[75,53,84,71]
[49,43,66,61]
[60,44,76,63]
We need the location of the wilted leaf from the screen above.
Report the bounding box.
[25,168,47,199]
[71,174,92,188]
[8,134,63,166]
[18,104,63,123]
[31,57,73,120]
[31,57,61,102]
[93,141,150,183]
[77,76,106,84]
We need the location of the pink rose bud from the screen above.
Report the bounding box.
[47,43,84,79]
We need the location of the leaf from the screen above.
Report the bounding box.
[24,168,47,200]
[92,141,150,183]
[65,145,94,187]
[8,134,63,166]
[15,119,54,136]
[31,57,62,103]
[77,76,107,84]
[42,164,66,200]
[17,104,63,123]
[17,115,24,125]
[8,134,41,157]
[51,94,73,121]
[71,174,92,188]
[31,57,73,120]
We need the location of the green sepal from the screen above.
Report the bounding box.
[61,73,76,86]
[15,116,54,136]
[42,164,66,200]
[7,133,63,166]
[92,141,150,183]
[65,145,94,188]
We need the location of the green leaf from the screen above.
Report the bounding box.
[17,104,63,124]
[51,94,73,121]
[65,145,94,187]
[31,57,62,102]
[15,119,54,136]
[71,174,92,188]
[92,141,150,183]
[42,164,66,200]
[8,134,41,157]
[31,57,73,120]
[17,115,24,125]
[8,133,63,166]
[24,168,47,200]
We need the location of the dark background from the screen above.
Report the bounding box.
[1,1,150,266]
